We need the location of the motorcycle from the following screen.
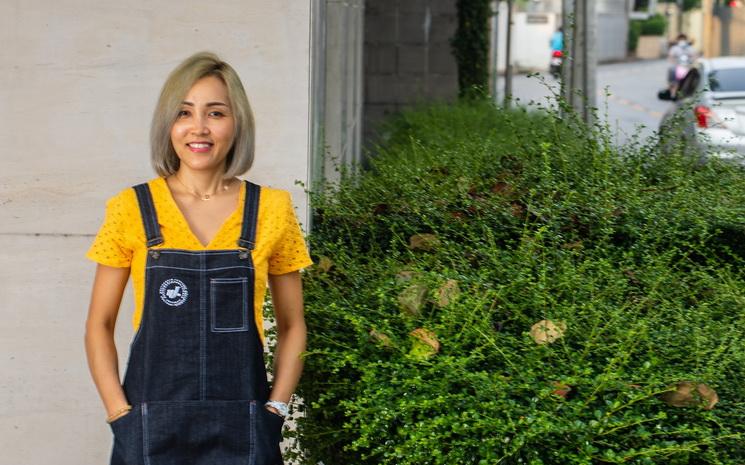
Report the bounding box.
[550,50,563,79]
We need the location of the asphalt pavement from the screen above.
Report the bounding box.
[497,59,674,145]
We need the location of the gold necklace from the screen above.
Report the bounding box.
[173,174,233,201]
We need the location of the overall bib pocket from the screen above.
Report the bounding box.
[210,277,249,332]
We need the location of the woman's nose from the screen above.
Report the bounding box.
[191,115,210,134]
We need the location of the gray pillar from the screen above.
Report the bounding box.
[490,0,500,102]
[309,0,365,188]
[504,0,514,108]
[309,0,328,192]
[712,0,732,56]
[677,0,684,35]
[561,0,597,124]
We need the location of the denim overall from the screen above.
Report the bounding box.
[108,181,284,465]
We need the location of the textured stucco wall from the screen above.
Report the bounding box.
[0,0,312,233]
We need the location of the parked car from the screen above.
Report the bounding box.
[658,56,745,162]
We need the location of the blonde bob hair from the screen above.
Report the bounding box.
[150,51,255,178]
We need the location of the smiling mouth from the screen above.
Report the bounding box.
[187,142,213,153]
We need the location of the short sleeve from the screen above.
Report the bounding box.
[86,193,135,268]
[268,191,313,275]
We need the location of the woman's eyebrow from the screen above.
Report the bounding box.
[180,101,230,107]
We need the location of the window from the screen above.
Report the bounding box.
[708,68,745,93]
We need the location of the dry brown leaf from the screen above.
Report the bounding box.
[409,234,440,251]
[550,381,572,399]
[395,270,420,285]
[491,181,514,196]
[529,319,567,345]
[697,383,719,410]
[397,283,428,316]
[369,329,393,348]
[436,279,461,308]
[510,202,525,218]
[409,328,440,359]
[661,382,719,410]
[561,241,584,250]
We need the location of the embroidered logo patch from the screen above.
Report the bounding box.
[159,279,188,307]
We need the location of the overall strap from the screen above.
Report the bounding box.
[238,181,261,250]
[133,183,164,247]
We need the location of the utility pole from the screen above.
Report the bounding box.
[491,0,500,102]
[504,0,514,108]
[677,0,684,35]
[715,0,732,55]
[561,0,597,124]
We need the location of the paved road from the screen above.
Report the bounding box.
[497,59,675,145]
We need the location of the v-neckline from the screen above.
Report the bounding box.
[157,176,245,249]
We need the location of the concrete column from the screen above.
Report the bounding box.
[310,0,365,187]
[562,0,597,124]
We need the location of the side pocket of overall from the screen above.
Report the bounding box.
[254,402,285,465]
[210,277,249,332]
[109,403,142,465]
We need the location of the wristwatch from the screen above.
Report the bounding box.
[264,400,289,418]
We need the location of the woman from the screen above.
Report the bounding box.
[84,51,312,465]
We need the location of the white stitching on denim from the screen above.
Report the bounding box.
[200,253,207,400]
[249,401,257,465]
[146,265,254,272]
[144,249,245,255]
[141,403,150,465]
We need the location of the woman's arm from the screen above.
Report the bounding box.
[266,270,307,407]
[84,264,131,418]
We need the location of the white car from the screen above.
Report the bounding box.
[659,57,745,162]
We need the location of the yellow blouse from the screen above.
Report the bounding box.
[86,177,313,342]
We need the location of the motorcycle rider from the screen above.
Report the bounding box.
[667,33,698,96]
[550,26,564,54]
[549,26,564,78]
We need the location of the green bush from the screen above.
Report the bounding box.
[628,20,642,52]
[289,99,745,464]
[640,13,667,36]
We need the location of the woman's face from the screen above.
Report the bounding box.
[170,75,235,174]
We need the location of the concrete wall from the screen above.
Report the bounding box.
[364,0,459,144]
[593,0,631,62]
[597,12,630,62]
[0,1,312,233]
[0,2,311,464]
[511,12,559,71]
[492,2,558,73]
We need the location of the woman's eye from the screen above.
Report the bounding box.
[209,111,225,117]
[177,110,190,117]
